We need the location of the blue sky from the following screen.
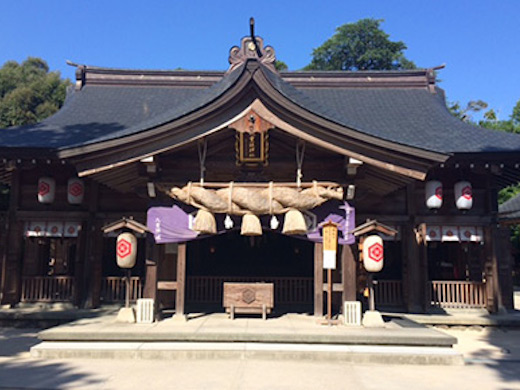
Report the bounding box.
[1,0,518,120]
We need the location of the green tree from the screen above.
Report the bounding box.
[274,60,288,71]
[304,18,416,71]
[478,99,520,134]
[448,100,488,123]
[0,57,70,128]
[512,100,520,125]
[449,98,520,134]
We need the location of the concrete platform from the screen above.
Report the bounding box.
[390,310,520,327]
[31,313,463,365]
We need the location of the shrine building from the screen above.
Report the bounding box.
[0,30,519,318]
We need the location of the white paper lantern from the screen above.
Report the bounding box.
[67,178,85,204]
[116,233,137,268]
[454,181,473,210]
[363,235,384,273]
[38,177,56,204]
[425,180,442,209]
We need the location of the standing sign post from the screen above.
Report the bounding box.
[322,221,338,323]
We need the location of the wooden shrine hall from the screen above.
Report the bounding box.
[0,29,520,318]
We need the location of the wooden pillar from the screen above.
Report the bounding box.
[403,183,428,313]
[314,242,323,317]
[341,244,356,302]
[483,176,507,313]
[483,225,506,313]
[0,168,22,306]
[83,180,101,309]
[175,242,186,317]
[74,220,88,306]
[496,226,514,310]
[143,235,157,301]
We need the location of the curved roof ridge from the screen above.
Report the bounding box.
[64,63,247,148]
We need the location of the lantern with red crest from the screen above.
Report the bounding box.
[454,181,472,210]
[116,233,137,268]
[363,235,384,273]
[425,180,443,209]
[67,178,85,204]
[38,177,56,204]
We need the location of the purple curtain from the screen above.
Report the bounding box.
[147,206,198,244]
[147,201,355,245]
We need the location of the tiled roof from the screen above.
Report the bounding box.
[499,194,520,221]
[1,62,520,155]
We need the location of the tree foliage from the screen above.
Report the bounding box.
[304,18,416,71]
[0,57,70,128]
[274,60,288,71]
[448,100,488,123]
[449,98,520,134]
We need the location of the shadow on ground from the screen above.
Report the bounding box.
[0,328,40,356]
[0,327,104,389]
[0,359,104,389]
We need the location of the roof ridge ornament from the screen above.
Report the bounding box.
[228,17,277,74]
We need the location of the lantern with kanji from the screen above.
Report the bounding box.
[454,181,472,210]
[425,180,442,209]
[38,177,56,204]
[67,178,85,204]
[363,235,384,273]
[116,233,137,268]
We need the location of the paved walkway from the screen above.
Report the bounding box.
[1,299,520,389]
[1,326,520,389]
[37,312,455,345]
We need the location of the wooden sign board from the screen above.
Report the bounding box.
[322,221,338,270]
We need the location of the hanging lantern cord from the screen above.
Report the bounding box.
[268,181,274,215]
[296,140,305,189]
[198,138,208,186]
[228,181,234,214]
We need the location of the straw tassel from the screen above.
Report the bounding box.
[282,208,307,235]
[193,209,217,234]
[241,213,262,236]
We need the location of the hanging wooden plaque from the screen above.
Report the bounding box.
[230,109,273,167]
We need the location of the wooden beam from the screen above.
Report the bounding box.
[314,242,323,317]
[157,281,178,290]
[321,283,344,292]
[175,243,186,317]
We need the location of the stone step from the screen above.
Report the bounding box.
[31,341,464,365]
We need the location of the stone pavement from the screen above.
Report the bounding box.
[1,300,520,389]
[1,326,520,390]
[30,312,462,364]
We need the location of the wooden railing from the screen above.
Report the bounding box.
[21,276,75,302]
[101,277,143,303]
[429,280,487,309]
[373,280,404,307]
[186,276,313,305]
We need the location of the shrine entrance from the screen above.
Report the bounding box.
[185,230,314,313]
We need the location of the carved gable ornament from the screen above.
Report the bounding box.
[230,109,274,167]
[228,35,276,73]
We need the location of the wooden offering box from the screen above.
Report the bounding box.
[223,282,274,320]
